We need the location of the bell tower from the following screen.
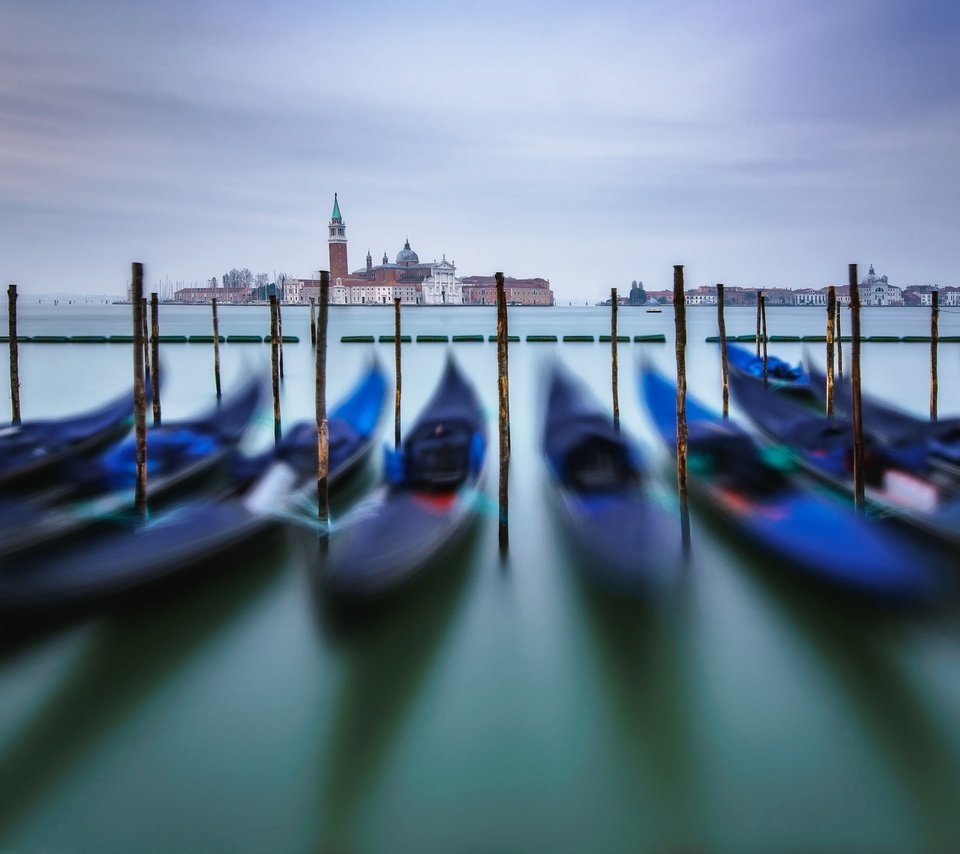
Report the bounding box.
[328,193,348,280]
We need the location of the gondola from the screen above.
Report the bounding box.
[541,364,680,591]
[728,366,960,549]
[806,358,960,475]
[0,376,264,559]
[726,342,811,393]
[641,364,941,600]
[0,361,387,618]
[0,387,134,491]
[323,356,485,600]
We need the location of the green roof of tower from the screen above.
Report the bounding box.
[331,193,341,220]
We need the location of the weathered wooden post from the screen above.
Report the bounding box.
[931,289,939,421]
[309,297,317,347]
[496,271,510,554]
[150,292,161,426]
[825,286,836,417]
[394,297,402,449]
[611,287,620,432]
[835,301,843,378]
[849,264,864,511]
[276,296,285,380]
[717,283,729,418]
[211,297,222,400]
[760,293,769,387]
[316,271,330,540]
[755,290,762,358]
[141,296,150,384]
[269,295,281,443]
[674,265,690,549]
[7,284,20,425]
[132,264,148,517]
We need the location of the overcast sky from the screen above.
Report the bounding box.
[2,0,959,301]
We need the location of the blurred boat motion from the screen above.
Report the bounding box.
[541,363,680,592]
[0,361,387,619]
[323,355,486,600]
[642,363,942,601]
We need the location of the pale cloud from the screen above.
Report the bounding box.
[1,0,959,298]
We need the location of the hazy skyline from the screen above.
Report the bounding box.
[3,0,959,302]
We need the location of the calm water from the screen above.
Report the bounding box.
[3,303,960,851]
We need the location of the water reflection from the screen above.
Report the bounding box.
[0,544,284,838]
[745,559,960,849]
[309,521,481,849]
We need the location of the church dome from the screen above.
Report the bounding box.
[396,238,419,266]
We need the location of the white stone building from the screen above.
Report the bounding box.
[857,265,903,306]
[794,288,827,306]
[421,256,463,305]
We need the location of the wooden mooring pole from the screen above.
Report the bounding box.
[277,297,285,380]
[717,283,729,418]
[760,293,769,387]
[132,263,148,517]
[309,297,317,347]
[931,290,939,421]
[211,297,222,400]
[141,296,150,385]
[835,302,843,378]
[7,284,20,425]
[674,265,690,550]
[825,286,836,417]
[755,291,762,358]
[394,297,402,449]
[611,287,620,432]
[269,295,281,444]
[849,264,864,512]
[496,271,510,554]
[316,271,330,541]
[150,292,161,426]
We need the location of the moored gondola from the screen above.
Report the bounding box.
[0,360,387,620]
[0,388,134,491]
[542,364,680,592]
[0,376,264,559]
[728,366,960,551]
[726,342,812,393]
[806,357,960,476]
[641,364,942,601]
[323,356,485,600]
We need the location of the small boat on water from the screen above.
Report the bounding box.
[323,356,485,600]
[806,358,960,476]
[0,388,134,491]
[641,364,941,601]
[729,367,960,550]
[0,361,387,619]
[726,343,811,394]
[542,364,680,592]
[0,376,263,559]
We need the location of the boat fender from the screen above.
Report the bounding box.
[468,432,485,475]
[384,446,406,484]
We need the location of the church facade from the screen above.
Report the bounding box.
[296,195,463,305]
[295,196,551,306]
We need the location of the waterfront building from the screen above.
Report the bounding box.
[857,265,903,306]
[461,276,554,306]
[794,288,827,306]
[172,286,252,304]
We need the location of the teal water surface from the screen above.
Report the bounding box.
[3,303,960,851]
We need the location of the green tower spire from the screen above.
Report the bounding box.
[331,193,342,221]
